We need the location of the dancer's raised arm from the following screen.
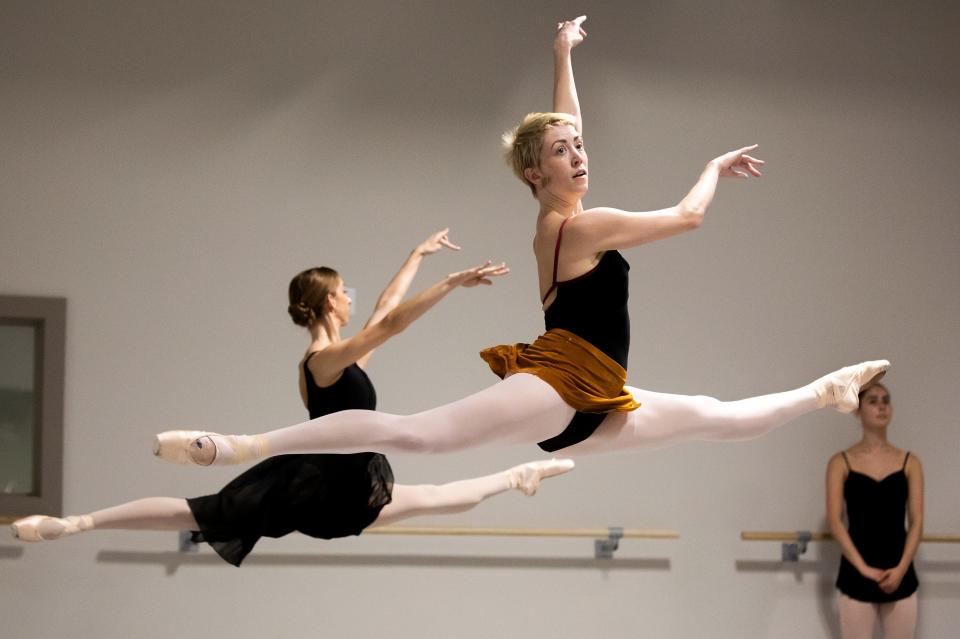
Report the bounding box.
[356,228,460,368]
[364,228,460,329]
[305,260,508,385]
[553,16,587,133]
[562,145,765,255]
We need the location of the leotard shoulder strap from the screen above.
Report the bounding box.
[542,216,572,304]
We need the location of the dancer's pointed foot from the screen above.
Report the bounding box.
[153,430,268,466]
[506,458,575,496]
[812,360,890,413]
[11,515,94,542]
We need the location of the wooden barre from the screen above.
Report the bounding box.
[0,516,677,540]
[365,526,679,539]
[741,531,960,543]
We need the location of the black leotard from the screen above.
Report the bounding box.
[537,216,631,452]
[186,356,393,566]
[835,451,919,602]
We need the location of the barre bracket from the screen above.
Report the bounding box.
[178,530,199,553]
[781,531,812,562]
[594,527,624,559]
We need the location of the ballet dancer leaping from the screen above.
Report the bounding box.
[11,230,573,564]
[153,16,887,467]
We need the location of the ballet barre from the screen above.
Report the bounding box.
[370,526,678,559]
[177,526,679,559]
[741,531,960,561]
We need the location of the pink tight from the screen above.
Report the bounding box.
[258,373,821,457]
[48,473,515,534]
[838,593,917,639]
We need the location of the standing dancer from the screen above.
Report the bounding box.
[11,230,573,565]
[153,17,887,466]
[827,382,922,638]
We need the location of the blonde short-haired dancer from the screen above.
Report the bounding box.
[153,17,887,467]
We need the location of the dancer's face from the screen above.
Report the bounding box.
[856,385,892,431]
[530,124,588,198]
[328,278,353,326]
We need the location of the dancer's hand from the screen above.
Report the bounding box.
[448,261,510,288]
[877,566,906,593]
[710,145,764,179]
[858,564,886,583]
[416,228,461,256]
[555,15,587,52]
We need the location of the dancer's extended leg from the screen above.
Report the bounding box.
[369,459,574,527]
[561,359,888,455]
[157,373,575,464]
[562,386,821,455]
[154,360,886,465]
[11,497,197,542]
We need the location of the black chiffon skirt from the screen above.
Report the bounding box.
[187,452,393,566]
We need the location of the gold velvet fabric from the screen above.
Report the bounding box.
[480,328,639,413]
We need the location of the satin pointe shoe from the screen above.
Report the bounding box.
[153,430,215,465]
[11,515,94,542]
[813,360,890,413]
[506,458,575,496]
[153,430,268,465]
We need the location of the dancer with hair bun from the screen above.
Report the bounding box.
[12,229,572,565]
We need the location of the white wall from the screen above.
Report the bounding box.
[1,2,958,637]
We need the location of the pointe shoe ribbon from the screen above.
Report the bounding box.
[814,359,890,413]
[507,458,575,496]
[11,515,93,542]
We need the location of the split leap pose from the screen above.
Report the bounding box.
[11,230,572,565]
[153,17,887,467]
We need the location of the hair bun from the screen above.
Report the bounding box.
[287,302,316,327]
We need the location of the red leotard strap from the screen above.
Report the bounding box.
[542,217,572,303]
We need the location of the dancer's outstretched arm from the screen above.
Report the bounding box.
[308,260,508,384]
[559,146,765,262]
[359,228,461,367]
[553,16,587,133]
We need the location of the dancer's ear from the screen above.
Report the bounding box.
[523,167,543,190]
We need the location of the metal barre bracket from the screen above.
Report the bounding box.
[178,530,199,553]
[781,531,812,562]
[594,527,624,559]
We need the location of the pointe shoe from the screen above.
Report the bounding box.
[153,430,215,465]
[153,430,267,465]
[506,458,575,496]
[11,515,93,542]
[812,360,890,413]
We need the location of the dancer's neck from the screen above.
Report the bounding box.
[856,429,891,452]
[309,315,341,350]
[537,190,583,217]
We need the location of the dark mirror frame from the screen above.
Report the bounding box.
[0,295,65,518]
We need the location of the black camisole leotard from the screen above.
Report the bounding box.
[537,216,631,452]
[835,451,919,602]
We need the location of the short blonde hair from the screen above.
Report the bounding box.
[502,112,578,197]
